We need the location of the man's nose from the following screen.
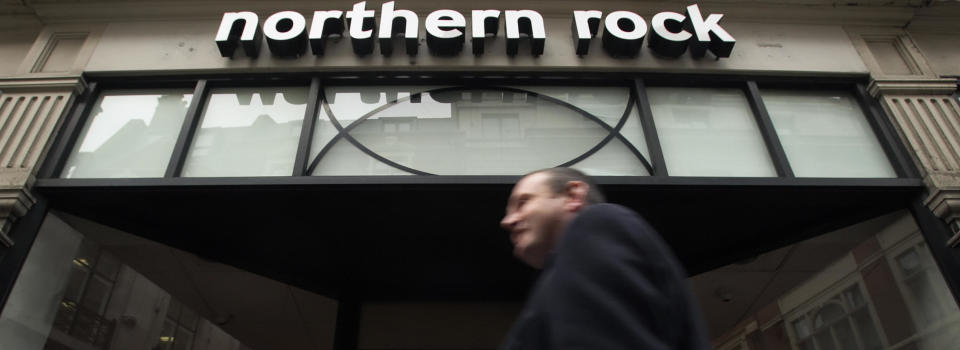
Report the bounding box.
[501,213,516,230]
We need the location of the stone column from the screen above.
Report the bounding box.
[870,81,960,244]
[847,26,960,246]
[0,23,100,248]
[0,78,85,247]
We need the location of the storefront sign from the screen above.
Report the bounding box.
[215,2,735,59]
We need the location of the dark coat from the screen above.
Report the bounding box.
[500,203,711,350]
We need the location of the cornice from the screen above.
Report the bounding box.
[17,1,918,27]
[867,78,958,97]
[0,76,87,95]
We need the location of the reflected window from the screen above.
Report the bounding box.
[761,90,895,178]
[893,242,960,349]
[309,86,649,176]
[181,86,308,177]
[790,285,883,350]
[648,87,776,177]
[61,90,193,178]
[154,298,199,350]
[51,240,121,349]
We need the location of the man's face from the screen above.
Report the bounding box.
[501,172,570,268]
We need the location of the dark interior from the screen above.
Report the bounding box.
[36,176,923,301]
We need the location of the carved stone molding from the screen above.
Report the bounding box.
[0,76,85,246]
[0,188,35,247]
[0,77,86,95]
[868,78,958,97]
[880,94,960,176]
[873,77,960,243]
[924,187,960,248]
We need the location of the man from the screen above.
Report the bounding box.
[499,167,710,350]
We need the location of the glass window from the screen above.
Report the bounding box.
[761,90,896,178]
[61,90,193,178]
[182,86,308,177]
[310,86,648,176]
[893,243,960,349]
[0,213,255,350]
[790,285,883,350]
[647,87,776,177]
[155,296,200,350]
[154,319,176,350]
[80,274,113,314]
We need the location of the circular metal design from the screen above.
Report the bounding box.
[307,86,653,176]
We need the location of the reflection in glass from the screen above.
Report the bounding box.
[789,285,883,350]
[311,86,647,176]
[512,86,632,127]
[174,326,195,350]
[80,274,112,314]
[648,87,776,177]
[761,90,896,178]
[62,90,193,178]
[573,139,649,176]
[182,87,308,177]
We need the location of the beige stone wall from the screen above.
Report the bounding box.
[0,27,42,78]
[912,33,960,77]
[82,19,868,75]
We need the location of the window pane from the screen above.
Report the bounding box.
[62,90,193,178]
[52,300,77,333]
[832,321,859,350]
[75,239,99,269]
[63,263,90,302]
[180,307,198,330]
[311,86,643,175]
[572,139,650,176]
[154,319,176,350]
[95,251,121,280]
[173,327,194,350]
[896,249,923,275]
[182,87,308,177]
[844,286,865,308]
[906,272,948,323]
[166,299,182,321]
[760,90,895,178]
[813,331,837,350]
[514,86,632,127]
[80,275,112,314]
[852,309,882,350]
[648,87,775,177]
[70,308,103,344]
[793,319,811,339]
[815,303,845,327]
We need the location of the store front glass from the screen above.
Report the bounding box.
[1,75,954,350]
[1,206,957,349]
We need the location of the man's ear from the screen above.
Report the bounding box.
[563,180,589,212]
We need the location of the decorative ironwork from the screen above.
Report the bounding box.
[306,86,654,175]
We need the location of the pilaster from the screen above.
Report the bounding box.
[848,26,960,247]
[0,77,85,247]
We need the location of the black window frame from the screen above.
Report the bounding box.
[37,72,920,186]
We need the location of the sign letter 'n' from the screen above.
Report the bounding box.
[216,12,263,58]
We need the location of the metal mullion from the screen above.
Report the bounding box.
[909,199,960,311]
[333,297,360,350]
[164,80,210,178]
[39,82,100,178]
[633,79,668,176]
[745,81,794,177]
[853,84,917,178]
[293,77,321,176]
